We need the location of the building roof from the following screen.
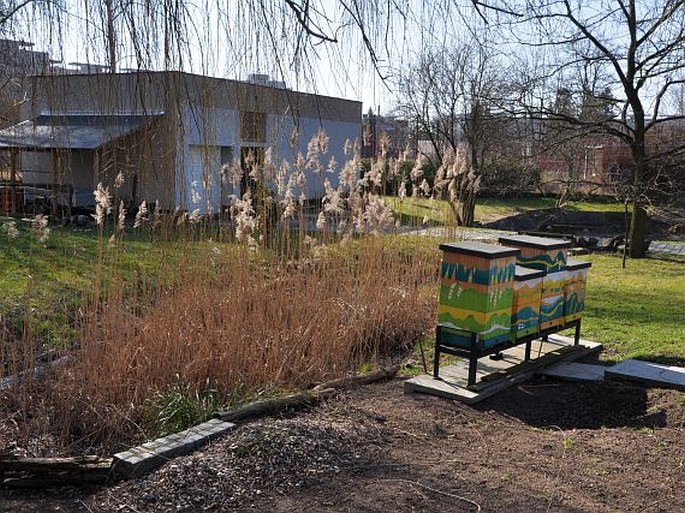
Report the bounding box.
[23,71,362,124]
[0,113,161,150]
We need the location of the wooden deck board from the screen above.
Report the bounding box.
[404,335,602,404]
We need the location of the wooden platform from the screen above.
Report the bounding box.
[404,335,602,404]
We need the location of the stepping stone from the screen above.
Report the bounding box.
[537,362,606,382]
[605,359,685,391]
[113,418,235,478]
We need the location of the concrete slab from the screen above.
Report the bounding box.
[605,359,685,391]
[405,335,602,404]
[536,362,606,382]
[112,418,235,478]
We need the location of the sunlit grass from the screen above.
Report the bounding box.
[581,254,685,363]
[386,195,626,226]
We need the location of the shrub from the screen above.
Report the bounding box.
[479,161,541,197]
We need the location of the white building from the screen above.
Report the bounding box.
[0,71,361,213]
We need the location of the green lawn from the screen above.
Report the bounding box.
[0,218,177,347]
[386,195,626,226]
[581,254,685,363]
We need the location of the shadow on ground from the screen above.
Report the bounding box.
[475,380,665,430]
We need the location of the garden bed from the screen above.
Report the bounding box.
[1,376,683,512]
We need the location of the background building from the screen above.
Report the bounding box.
[0,71,361,214]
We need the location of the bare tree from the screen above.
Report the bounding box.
[396,39,505,226]
[505,0,685,257]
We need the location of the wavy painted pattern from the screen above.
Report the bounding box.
[542,272,568,298]
[564,292,585,315]
[439,325,512,349]
[438,309,512,347]
[439,284,513,312]
[438,305,512,328]
[540,296,565,323]
[565,268,589,287]
[514,281,542,300]
[512,306,539,325]
[510,305,540,339]
[517,250,567,273]
[441,261,516,286]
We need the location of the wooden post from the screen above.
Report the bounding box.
[50,150,58,216]
[93,148,100,188]
[10,149,18,215]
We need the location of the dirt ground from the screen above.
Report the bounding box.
[1,376,683,513]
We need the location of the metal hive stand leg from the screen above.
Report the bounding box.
[467,332,479,388]
[433,325,442,379]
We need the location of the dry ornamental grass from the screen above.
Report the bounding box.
[1,134,442,454]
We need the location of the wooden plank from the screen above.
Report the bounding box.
[536,362,606,382]
[605,359,685,391]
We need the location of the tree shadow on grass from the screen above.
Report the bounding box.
[475,379,666,430]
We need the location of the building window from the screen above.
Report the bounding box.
[220,146,233,165]
[240,111,266,142]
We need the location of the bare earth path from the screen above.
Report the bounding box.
[1,377,684,512]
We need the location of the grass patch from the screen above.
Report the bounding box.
[581,254,685,363]
[386,195,626,226]
[0,199,680,455]
[0,219,179,349]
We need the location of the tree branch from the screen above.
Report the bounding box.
[284,0,338,43]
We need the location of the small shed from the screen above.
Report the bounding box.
[0,113,161,211]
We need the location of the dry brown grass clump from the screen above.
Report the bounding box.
[2,133,443,453]
[11,236,436,452]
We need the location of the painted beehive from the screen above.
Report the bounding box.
[564,258,592,323]
[498,234,572,273]
[498,235,572,330]
[510,265,545,340]
[437,242,519,349]
[539,270,568,330]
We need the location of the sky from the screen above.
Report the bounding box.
[8,1,681,118]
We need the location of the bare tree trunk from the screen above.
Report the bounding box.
[10,149,17,215]
[104,0,117,73]
[460,189,476,227]
[628,117,649,258]
[628,161,649,258]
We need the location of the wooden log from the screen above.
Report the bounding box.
[217,365,400,424]
[0,456,113,487]
[312,364,401,392]
[1,470,112,488]
[0,456,112,475]
[217,387,337,423]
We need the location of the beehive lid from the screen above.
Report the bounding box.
[566,258,592,270]
[439,242,520,259]
[514,265,546,281]
[498,234,573,250]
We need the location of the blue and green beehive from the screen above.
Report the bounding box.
[437,242,519,349]
[498,235,572,330]
[510,265,545,340]
[564,258,592,323]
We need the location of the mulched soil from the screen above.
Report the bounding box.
[1,377,683,512]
